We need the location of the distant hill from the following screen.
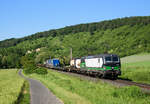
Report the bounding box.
[1,16,150,48]
[0,16,150,68]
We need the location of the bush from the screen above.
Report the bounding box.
[23,64,37,74]
[35,67,48,75]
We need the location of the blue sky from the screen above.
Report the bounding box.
[0,0,150,41]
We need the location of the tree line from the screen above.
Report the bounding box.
[0,16,150,69]
[1,16,150,48]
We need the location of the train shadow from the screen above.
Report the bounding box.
[117,77,132,81]
[101,76,133,81]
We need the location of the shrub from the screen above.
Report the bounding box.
[23,64,37,74]
[35,67,48,75]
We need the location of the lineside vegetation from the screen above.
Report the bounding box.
[121,61,150,84]
[14,80,30,104]
[28,70,150,104]
[120,54,150,84]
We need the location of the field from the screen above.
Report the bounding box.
[28,69,150,104]
[0,69,25,104]
[121,54,150,84]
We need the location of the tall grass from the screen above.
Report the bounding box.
[0,69,24,104]
[120,61,150,84]
[28,70,150,104]
[14,80,30,104]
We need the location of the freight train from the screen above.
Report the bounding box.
[45,54,121,79]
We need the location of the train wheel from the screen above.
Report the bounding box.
[102,73,106,78]
[112,75,118,80]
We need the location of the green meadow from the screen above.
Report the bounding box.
[28,69,150,104]
[121,54,150,84]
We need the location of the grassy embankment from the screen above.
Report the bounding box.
[0,69,30,104]
[14,80,30,104]
[121,54,150,84]
[28,69,150,104]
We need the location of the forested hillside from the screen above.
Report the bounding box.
[0,16,150,68]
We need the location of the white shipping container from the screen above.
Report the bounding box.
[75,59,81,68]
[85,58,103,68]
[70,59,75,66]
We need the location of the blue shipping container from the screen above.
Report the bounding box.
[46,59,60,67]
[53,59,60,67]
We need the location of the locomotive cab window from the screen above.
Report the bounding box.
[105,57,111,62]
[113,56,119,61]
[105,56,119,62]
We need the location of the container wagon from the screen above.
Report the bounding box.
[46,59,60,68]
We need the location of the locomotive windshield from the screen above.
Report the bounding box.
[105,56,119,62]
[113,56,119,61]
[105,57,111,62]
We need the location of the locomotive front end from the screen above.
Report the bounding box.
[103,54,121,78]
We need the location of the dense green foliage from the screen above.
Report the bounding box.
[28,70,150,104]
[35,67,48,74]
[0,47,24,68]
[1,16,150,48]
[21,53,37,74]
[0,16,150,68]
[21,53,48,74]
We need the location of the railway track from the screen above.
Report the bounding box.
[114,79,150,90]
[42,66,150,93]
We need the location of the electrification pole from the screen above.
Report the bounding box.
[70,48,72,60]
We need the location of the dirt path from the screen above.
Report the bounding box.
[19,70,63,104]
